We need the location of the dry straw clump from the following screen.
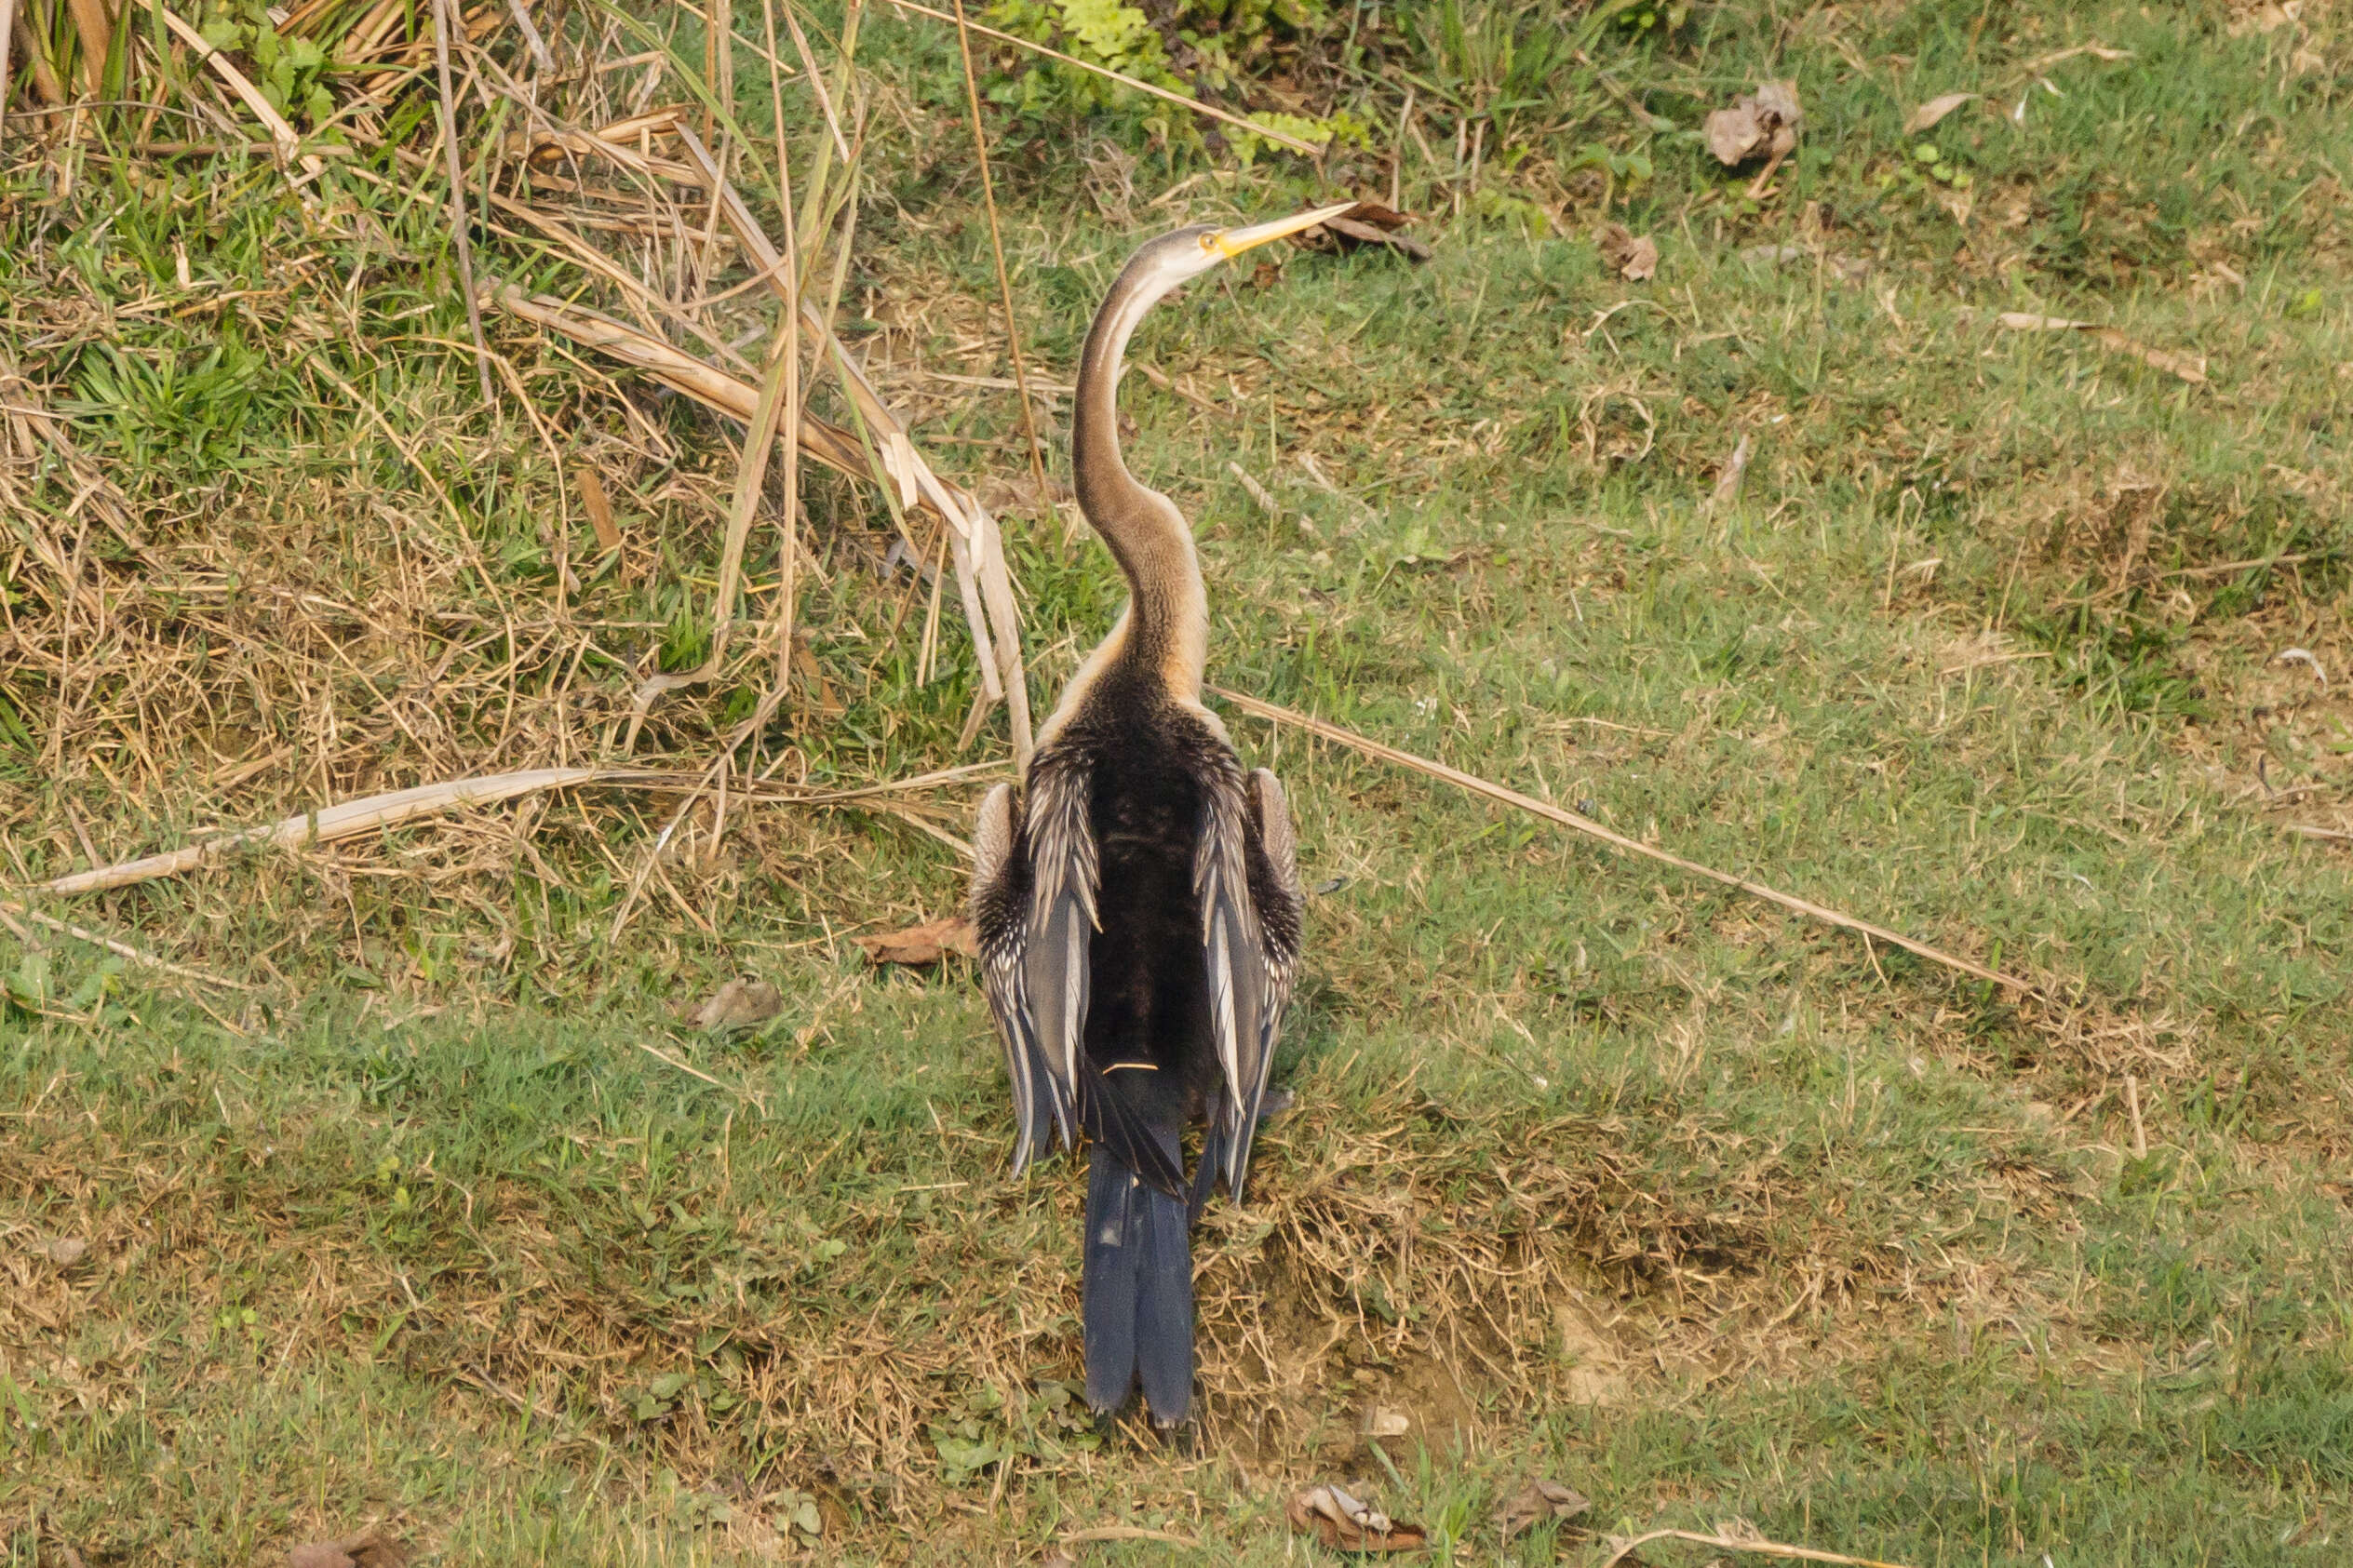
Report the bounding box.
[0,0,1052,966]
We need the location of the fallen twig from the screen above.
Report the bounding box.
[1210,687,2036,995]
[872,0,1317,154]
[0,900,253,991]
[429,0,496,405]
[1994,312,2206,384]
[1599,1528,1922,1568]
[1062,1525,1203,1548]
[34,764,1003,897]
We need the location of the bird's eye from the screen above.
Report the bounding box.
[1199,233,1221,252]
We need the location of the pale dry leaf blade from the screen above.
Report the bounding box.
[1905,91,1979,132]
[1499,1478,1593,1540]
[2275,648,2328,687]
[2090,328,2207,384]
[855,916,979,966]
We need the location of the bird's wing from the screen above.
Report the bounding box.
[1196,760,1301,1200]
[970,780,1076,1173]
[1022,753,1099,1125]
[1246,766,1304,1069]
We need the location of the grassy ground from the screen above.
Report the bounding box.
[6,0,2353,1562]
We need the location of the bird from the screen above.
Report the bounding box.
[968,203,1351,1427]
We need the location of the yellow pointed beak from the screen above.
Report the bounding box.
[1203,201,1361,261]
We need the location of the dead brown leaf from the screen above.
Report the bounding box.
[1904,91,1980,132]
[1332,200,1415,231]
[1597,223,1659,281]
[1705,80,1803,166]
[1286,1484,1429,1553]
[854,916,978,966]
[1251,258,1283,290]
[686,977,784,1032]
[575,462,623,552]
[1305,202,1434,261]
[1499,1479,1592,1540]
[790,636,844,717]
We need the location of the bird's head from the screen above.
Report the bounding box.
[1123,201,1362,295]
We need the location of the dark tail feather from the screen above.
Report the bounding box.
[1083,1137,1194,1426]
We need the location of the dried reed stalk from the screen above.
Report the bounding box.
[510,113,1033,761]
[0,900,254,991]
[0,0,15,143]
[873,0,1317,153]
[0,0,17,141]
[949,0,1050,504]
[1599,1529,1923,1568]
[671,125,1034,764]
[61,0,104,94]
[429,0,497,404]
[1210,687,2036,995]
[493,286,873,476]
[35,764,1004,897]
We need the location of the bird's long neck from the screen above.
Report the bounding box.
[1071,261,1207,700]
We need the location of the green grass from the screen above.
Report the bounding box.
[6,0,2353,1562]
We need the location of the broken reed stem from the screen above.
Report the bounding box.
[605,0,809,943]
[0,899,253,992]
[775,0,849,162]
[429,0,496,406]
[32,764,1006,898]
[950,0,1050,507]
[1063,1526,1203,1548]
[1599,1529,1923,1568]
[759,0,802,701]
[670,123,1034,765]
[2124,1072,2147,1159]
[870,0,1318,153]
[0,0,18,145]
[1209,686,2037,996]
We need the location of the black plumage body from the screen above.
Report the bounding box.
[1069,677,1225,1173]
